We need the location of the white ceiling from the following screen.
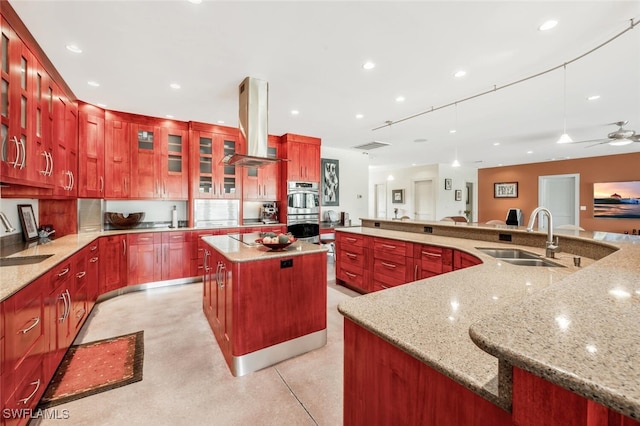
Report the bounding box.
[8,0,640,170]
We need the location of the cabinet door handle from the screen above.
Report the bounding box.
[10,136,20,168]
[421,251,441,258]
[75,308,86,320]
[381,262,397,269]
[18,137,26,169]
[47,151,54,176]
[90,244,98,251]
[99,176,104,192]
[18,379,41,405]
[58,292,68,322]
[380,284,389,290]
[90,256,99,263]
[70,171,75,190]
[346,237,357,243]
[415,264,418,280]
[346,253,357,259]
[381,244,397,250]
[344,271,356,278]
[19,317,40,334]
[40,151,49,175]
[76,271,86,278]
[64,289,71,320]
[57,267,70,277]
[122,239,127,256]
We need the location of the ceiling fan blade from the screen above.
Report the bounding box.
[566,138,609,144]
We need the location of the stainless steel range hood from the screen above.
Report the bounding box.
[224,77,280,168]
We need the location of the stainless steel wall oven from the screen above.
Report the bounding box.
[287,181,319,243]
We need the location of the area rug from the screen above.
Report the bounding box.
[38,331,144,408]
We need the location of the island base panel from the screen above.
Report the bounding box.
[343,319,512,426]
[231,329,327,377]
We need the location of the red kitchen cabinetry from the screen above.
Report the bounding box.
[127,232,162,285]
[45,260,74,378]
[99,234,128,294]
[280,133,320,182]
[190,122,241,199]
[104,111,131,199]
[51,88,77,198]
[242,136,279,201]
[77,102,105,198]
[130,121,161,199]
[372,237,414,291]
[160,123,189,200]
[161,232,191,280]
[454,250,482,270]
[335,232,371,293]
[85,240,100,309]
[414,244,453,279]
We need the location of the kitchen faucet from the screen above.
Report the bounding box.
[0,211,16,233]
[526,207,560,258]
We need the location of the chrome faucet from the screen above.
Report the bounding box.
[0,211,16,233]
[526,207,560,258]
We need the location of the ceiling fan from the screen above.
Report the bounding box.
[563,121,640,147]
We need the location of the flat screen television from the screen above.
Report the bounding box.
[593,181,640,219]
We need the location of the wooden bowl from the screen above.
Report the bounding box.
[106,212,145,229]
[255,237,296,251]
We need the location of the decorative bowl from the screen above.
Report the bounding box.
[106,212,145,229]
[255,237,296,251]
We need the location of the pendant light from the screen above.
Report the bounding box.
[451,103,461,167]
[557,64,573,144]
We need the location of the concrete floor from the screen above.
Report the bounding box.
[33,262,359,426]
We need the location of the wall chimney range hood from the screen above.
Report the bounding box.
[224,77,280,168]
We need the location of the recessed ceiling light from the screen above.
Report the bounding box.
[362,61,375,70]
[170,83,181,89]
[527,150,533,154]
[187,0,202,4]
[538,20,558,31]
[395,96,405,102]
[587,95,601,101]
[355,114,364,119]
[66,44,82,54]
[97,103,107,108]
[217,120,225,124]
[454,70,466,78]
[449,129,457,134]
[87,81,100,87]
[493,142,500,146]
[166,114,174,118]
[291,110,299,115]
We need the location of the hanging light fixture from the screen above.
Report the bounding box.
[451,103,461,167]
[557,64,573,144]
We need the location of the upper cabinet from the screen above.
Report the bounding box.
[280,133,320,183]
[190,122,241,199]
[243,135,279,201]
[51,86,77,198]
[104,111,131,199]
[77,102,105,198]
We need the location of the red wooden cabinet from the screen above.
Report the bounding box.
[127,233,162,285]
[190,122,241,199]
[161,232,191,280]
[242,136,279,200]
[414,243,453,279]
[335,232,370,293]
[77,102,105,198]
[85,240,100,308]
[71,248,89,334]
[51,87,78,198]
[104,111,131,199]
[99,234,128,294]
[160,123,188,200]
[372,237,414,291]
[454,250,481,270]
[130,121,161,199]
[3,273,47,421]
[280,133,320,182]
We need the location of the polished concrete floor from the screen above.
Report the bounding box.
[34,261,359,426]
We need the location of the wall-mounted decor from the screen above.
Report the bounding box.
[444,178,452,190]
[17,204,39,241]
[392,189,405,204]
[593,180,640,219]
[321,158,339,206]
[455,189,462,201]
[494,182,518,198]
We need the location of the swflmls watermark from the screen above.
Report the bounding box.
[2,408,70,420]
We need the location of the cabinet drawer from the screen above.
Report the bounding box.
[6,283,45,366]
[162,231,188,243]
[372,258,409,282]
[337,266,367,290]
[339,248,366,269]
[374,237,412,257]
[415,245,453,274]
[9,353,45,411]
[337,233,364,248]
[128,233,161,245]
[49,261,72,292]
[373,275,405,291]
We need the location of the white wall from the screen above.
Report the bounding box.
[368,164,478,221]
[105,200,188,224]
[0,197,39,237]
[320,146,369,226]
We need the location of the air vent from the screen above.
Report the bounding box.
[352,141,391,150]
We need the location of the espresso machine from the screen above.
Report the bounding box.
[261,202,279,224]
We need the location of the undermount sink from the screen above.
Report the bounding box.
[0,254,54,267]
[475,247,564,267]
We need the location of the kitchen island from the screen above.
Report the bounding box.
[337,220,640,425]
[200,233,328,376]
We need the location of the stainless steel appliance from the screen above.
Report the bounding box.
[261,202,279,224]
[287,181,319,243]
[194,199,239,228]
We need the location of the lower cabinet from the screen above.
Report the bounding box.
[128,231,192,286]
[414,243,453,279]
[99,234,128,294]
[336,232,370,293]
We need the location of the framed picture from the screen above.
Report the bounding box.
[392,189,405,204]
[17,204,39,241]
[321,158,339,206]
[494,182,518,198]
[455,189,462,201]
[444,178,452,190]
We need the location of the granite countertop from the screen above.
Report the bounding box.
[201,233,327,263]
[336,225,640,419]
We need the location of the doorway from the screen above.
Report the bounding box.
[374,183,386,219]
[538,173,580,229]
[465,182,474,222]
[413,179,434,221]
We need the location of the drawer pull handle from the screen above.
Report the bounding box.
[90,245,98,251]
[380,284,389,289]
[346,253,357,259]
[20,317,40,334]
[57,267,70,277]
[381,262,397,268]
[76,271,86,278]
[19,379,41,405]
[381,244,397,249]
[346,237,357,242]
[90,256,99,263]
[345,271,356,278]
[422,251,441,258]
[76,308,86,319]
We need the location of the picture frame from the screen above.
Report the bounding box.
[455,189,462,201]
[444,178,452,190]
[321,158,340,206]
[494,182,518,198]
[17,204,39,241]
[392,189,405,204]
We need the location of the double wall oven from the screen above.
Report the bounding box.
[286,181,320,243]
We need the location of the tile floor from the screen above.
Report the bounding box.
[33,262,359,426]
